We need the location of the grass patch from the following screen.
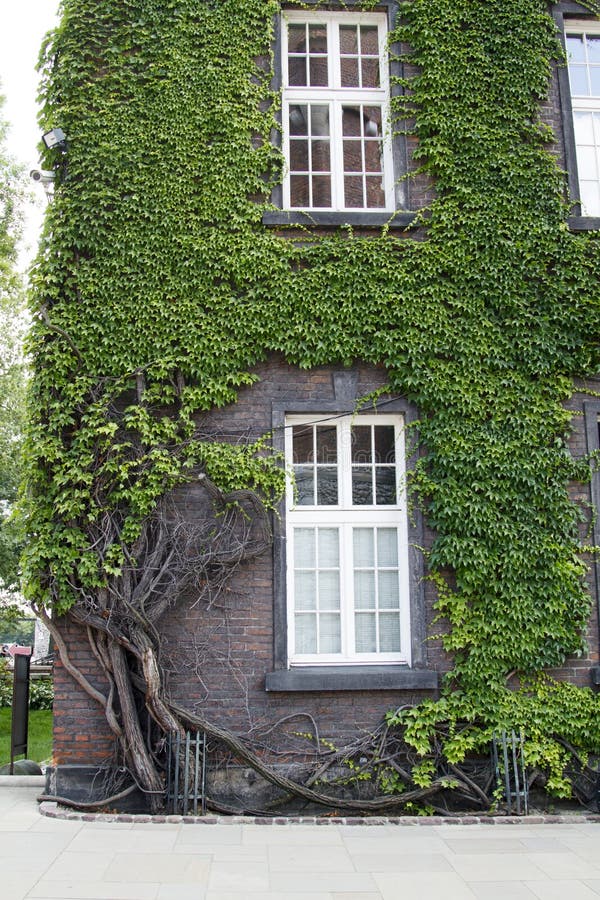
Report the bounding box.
[0,707,53,765]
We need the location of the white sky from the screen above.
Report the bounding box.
[0,1,61,269]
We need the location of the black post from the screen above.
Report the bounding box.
[10,652,31,774]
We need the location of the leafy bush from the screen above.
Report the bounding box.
[0,658,11,707]
[0,662,53,709]
[29,677,53,710]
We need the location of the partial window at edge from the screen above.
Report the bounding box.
[566,20,600,216]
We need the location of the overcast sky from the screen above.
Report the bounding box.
[0,1,60,268]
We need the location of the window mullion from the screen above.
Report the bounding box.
[330,19,340,90]
[329,99,344,216]
[287,525,296,661]
[342,522,354,658]
[374,526,381,653]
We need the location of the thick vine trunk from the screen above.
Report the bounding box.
[39,478,495,815]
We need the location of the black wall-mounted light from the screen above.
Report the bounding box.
[42,128,68,151]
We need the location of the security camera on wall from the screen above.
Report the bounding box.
[30,169,55,185]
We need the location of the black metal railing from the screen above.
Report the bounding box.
[491,729,528,815]
[165,730,207,815]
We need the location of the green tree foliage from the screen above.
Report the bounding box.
[20,0,600,799]
[0,91,27,597]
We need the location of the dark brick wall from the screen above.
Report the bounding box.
[52,361,600,766]
[52,359,447,766]
[52,615,115,765]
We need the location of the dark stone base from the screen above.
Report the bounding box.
[45,765,149,812]
[46,762,382,815]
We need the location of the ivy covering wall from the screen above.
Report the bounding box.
[22,0,600,796]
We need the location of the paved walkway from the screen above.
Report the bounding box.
[2,786,600,900]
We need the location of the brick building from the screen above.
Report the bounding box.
[43,0,600,806]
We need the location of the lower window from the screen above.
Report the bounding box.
[285,413,411,665]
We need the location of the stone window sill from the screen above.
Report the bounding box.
[262,211,418,229]
[265,665,438,692]
[568,216,600,232]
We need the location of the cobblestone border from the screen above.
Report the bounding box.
[38,801,600,826]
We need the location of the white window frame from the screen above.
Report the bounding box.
[281,9,395,212]
[566,19,600,216]
[285,413,411,666]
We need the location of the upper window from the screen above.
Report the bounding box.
[285,414,411,666]
[281,11,394,212]
[566,20,600,216]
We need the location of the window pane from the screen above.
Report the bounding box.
[312,140,331,172]
[354,570,375,609]
[293,425,313,462]
[311,106,330,136]
[319,528,339,567]
[316,466,338,504]
[365,140,383,173]
[378,571,400,608]
[311,175,332,208]
[588,36,600,63]
[376,529,396,567]
[309,24,327,53]
[294,528,315,568]
[288,24,307,53]
[567,34,585,62]
[577,146,598,178]
[309,57,328,87]
[379,613,401,652]
[294,466,314,504]
[345,175,364,208]
[295,614,317,653]
[340,25,358,54]
[342,107,362,137]
[341,57,360,87]
[352,466,373,504]
[289,105,308,136]
[590,67,600,96]
[344,140,363,173]
[580,180,600,216]
[352,425,372,463]
[374,425,395,463]
[574,111,594,144]
[319,571,340,609]
[295,572,316,610]
[364,107,382,136]
[361,58,380,88]
[289,57,307,87]
[290,139,309,171]
[375,466,396,504]
[355,613,377,652]
[316,425,337,462]
[320,613,341,652]
[354,527,374,567]
[290,175,309,207]
[569,65,589,95]
[366,176,385,209]
[361,26,379,54]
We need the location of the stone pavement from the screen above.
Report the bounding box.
[2,785,600,900]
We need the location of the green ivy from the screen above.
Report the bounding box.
[20,0,600,795]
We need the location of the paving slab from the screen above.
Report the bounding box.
[1,786,600,900]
